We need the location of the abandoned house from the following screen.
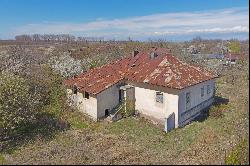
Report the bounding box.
[64,48,217,132]
[224,53,239,65]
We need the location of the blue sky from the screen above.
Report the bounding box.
[0,0,249,40]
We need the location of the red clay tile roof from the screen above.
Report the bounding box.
[224,53,248,60]
[64,49,217,95]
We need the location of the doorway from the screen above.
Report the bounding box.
[166,113,175,132]
[119,89,124,102]
[105,109,110,117]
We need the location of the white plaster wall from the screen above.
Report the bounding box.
[134,86,179,126]
[67,89,98,120]
[165,93,179,127]
[96,83,120,119]
[178,79,215,124]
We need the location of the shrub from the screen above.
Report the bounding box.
[35,65,68,117]
[48,52,84,78]
[89,59,99,69]
[119,100,135,118]
[0,72,39,137]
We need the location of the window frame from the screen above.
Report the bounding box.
[207,85,211,95]
[155,91,164,103]
[186,92,191,109]
[201,86,204,98]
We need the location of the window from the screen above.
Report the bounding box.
[201,86,204,97]
[156,91,163,103]
[186,92,191,108]
[84,92,89,99]
[207,85,211,94]
[73,85,77,94]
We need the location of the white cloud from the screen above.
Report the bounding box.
[12,7,249,40]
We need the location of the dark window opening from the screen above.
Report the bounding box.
[73,85,77,94]
[84,92,89,99]
[201,86,204,97]
[186,92,191,108]
[105,109,110,117]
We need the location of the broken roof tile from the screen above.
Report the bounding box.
[64,48,217,95]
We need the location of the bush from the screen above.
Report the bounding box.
[48,53,84,78]
[120,100,135,118]
[89,59,99,69]
[27,65,68,117]
[0,72,39,138]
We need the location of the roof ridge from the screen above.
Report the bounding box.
[64,49,217,94]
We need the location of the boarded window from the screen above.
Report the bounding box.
[156,92,163,103]
[207,85,211,94]
[84,92,90,99]
[201,86,204,97]
[186,92,191,108]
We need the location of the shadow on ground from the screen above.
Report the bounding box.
[0,112,70,154]
[193,96,229,122]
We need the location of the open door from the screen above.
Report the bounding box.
[119,89,122,102]
[105,109,110,117]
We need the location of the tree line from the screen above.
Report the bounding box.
[15,34,104,42]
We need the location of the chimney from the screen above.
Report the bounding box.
[151,46,157,52]
[132,50,139,57]
[150,52,158,59]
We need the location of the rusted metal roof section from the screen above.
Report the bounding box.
[64,49,217,95]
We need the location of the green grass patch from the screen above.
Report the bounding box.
[62,111,90,130]
[0,154,6,165]
[209,104,230,118]
[100,117,204,155]
[225,138,249,165]
[69,117,88,130]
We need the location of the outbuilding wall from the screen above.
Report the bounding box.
[96,82,120,119]
[66,89,98,120]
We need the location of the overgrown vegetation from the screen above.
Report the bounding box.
[209,104,230,118]
[0,72,39,139]
[117,99,135,118]
[0,39,248,164]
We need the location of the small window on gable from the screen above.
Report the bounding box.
[84,92,89,99]
[156,91,163,103]
[73,85,77,94]
[207,85,211,94]
[186,92,191,108]
[201,86,204,97]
